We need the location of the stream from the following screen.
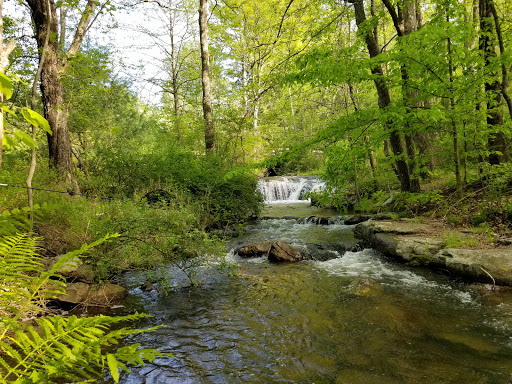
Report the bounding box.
[110,178,512,383]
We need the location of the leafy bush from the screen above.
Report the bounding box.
[89,144,263,229]
[34,195,226,282]
[391,190,444,215]
[0,233,163,383]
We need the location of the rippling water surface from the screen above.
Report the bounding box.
[113,219,512,383]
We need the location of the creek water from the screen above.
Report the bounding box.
[110,179,512,383]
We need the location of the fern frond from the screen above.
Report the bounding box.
[0,233,165,383]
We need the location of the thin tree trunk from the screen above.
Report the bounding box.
[383,0,421,192]
[447,13,463,198]
[488,1,512,122]
[169,1,181,143]
[348,82,378,188]
[479,0,507,165]
[199,0,214,152]
[349,0,412,192]
[27,0,52,214]
[353,156,360,203]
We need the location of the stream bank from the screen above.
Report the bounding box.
[354,218,512,287]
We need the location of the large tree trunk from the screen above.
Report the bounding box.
[26,0,97,185]
[479,0,507,165]
[199,0,215,152]
[349,0,412,192]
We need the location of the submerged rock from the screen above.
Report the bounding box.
[345,278,382,297]
[268,241,303,262]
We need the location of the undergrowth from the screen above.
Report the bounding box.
[0,233,164,383]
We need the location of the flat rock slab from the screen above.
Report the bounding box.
[354,220,512,286]
[433,248,512,286]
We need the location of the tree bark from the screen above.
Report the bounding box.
[383,0,421,192]
[349,0,412,192]
[25,0,98,186]
[199,0,215,152]
[479,0,507,165]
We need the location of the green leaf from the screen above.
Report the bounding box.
[0,72,13,100]
[0,103,16,116]
[107,354,120,382]
[13,130,38,149]
[21,107,52,135]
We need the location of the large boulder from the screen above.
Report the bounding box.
[268,241,303,262]
[57,282,127,306]
[236,242,272,257]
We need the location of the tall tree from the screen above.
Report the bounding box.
[199,0,215,152]
[348,0,413,192]
[24,0,101,186]
[479,0,507,164]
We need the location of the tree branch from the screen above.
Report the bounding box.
[64,0,98,63]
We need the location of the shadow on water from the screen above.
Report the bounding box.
[108,217,512,384]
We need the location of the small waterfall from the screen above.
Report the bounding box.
[257,177,324,203]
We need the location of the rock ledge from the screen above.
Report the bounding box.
[354,220,512,286]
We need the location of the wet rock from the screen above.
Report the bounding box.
[344,215,371,225]
[141,281,156,292]
[354,220,512,286]
[236,242,271,257]
[432,248,512,286]
[57,282,127,306]
[304,243,345,261]
[268,241,303,262]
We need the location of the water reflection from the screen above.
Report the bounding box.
[113,220,512,383]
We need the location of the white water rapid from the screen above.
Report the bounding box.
[257,177,325,204]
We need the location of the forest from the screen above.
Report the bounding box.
[1,0,512,381]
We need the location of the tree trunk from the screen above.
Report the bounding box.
[199,0,215,152]
[26,0,98,186]
[479,0,507,165]
[349,0,412,192]
[30,0,75,184]
[169,1,181,143]
[447,22,463,199]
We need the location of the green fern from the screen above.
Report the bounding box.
[0,205,46,237]
[0,233,165,383]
